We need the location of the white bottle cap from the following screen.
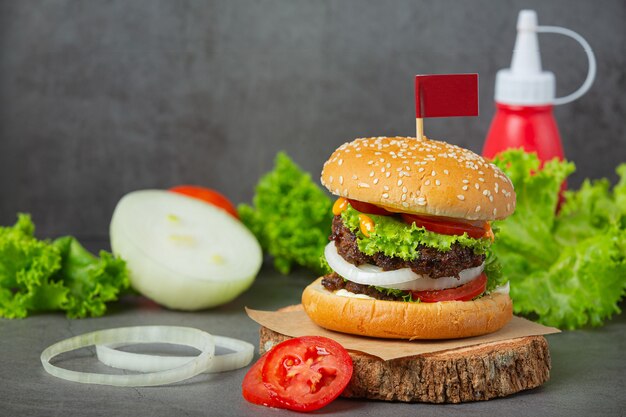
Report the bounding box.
[495,10,555,105]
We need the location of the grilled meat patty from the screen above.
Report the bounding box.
[330,215,484,279]
[321,272,404,301]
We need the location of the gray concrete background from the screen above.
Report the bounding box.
[0,0,625,239]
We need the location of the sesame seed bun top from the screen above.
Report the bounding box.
[320,136,516,221]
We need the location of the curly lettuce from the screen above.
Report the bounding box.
[492,150,626,329]
[238,152,333,275]
[0,214,129,318]
[340,206,493,257]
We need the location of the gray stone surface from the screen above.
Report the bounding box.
[1,0,625,239]
[1,261,625,417]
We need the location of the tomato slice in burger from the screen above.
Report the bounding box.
[242,353,281,408]
[402,213,488,239]
[169,185,239,219]
[347,199,392,216]
[262,336,353,412]
[412,273,487,302]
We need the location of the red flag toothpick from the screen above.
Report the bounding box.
[415,74,479,139]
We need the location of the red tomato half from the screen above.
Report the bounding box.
[412,273,487,302]
[347,199,392,216]
[402,213,488,239]
[262,336,353,412]
[169,185,239,219]
[242,353,281,408]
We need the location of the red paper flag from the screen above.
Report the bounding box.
[415,74,479,118]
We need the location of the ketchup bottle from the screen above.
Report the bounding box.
[483,10,596,169]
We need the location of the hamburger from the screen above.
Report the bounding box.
[302,136,516,339]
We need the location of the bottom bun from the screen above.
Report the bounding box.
[301,277,513,339]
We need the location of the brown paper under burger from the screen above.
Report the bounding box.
[246,305,560,361]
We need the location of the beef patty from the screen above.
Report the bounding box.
[330,215,484,279]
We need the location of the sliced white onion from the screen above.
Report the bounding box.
[325,241,484,291]
[110,190,262,310]
[41,326,215,387]
[95,336,253,374]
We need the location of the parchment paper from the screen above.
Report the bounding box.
[246,305,560,361]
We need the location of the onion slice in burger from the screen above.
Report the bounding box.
[95,335,254,373]
[324,242,484,291]
[40,326,215,387]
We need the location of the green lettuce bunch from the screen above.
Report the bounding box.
[0,214,129,318]
[238,153,333,275]
[492,151,626,329]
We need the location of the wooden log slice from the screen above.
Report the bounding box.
[259,326,551,404]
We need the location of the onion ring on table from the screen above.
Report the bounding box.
[95,335,254,373]
[40,326,215,387]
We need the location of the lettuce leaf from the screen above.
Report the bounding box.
[52,236,129,319]
[0,214,129,318]
[492,151,626,329]
[340,206,493,257]
[238,152,333,275]
[0,214,65,318]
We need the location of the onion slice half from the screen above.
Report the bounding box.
[95,336,254,374]
[325,241,484,291]
[41,326,215,387]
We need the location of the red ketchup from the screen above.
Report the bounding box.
[483,103,564,162]
[482,9,596,192]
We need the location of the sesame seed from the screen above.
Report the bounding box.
[356,154,362,158]
[475,205,481,212]
[339,176,343,185]
[358,182,370,188]
[483,190,489,196]
[489,195,494,202]
[431,170,436,176]
[397,179,403,186]
[443,169,449,175]
[493,208,497,216]
[457,195,465,201]
[352,175,358,180]
[418,167,425,173]
[383,185,389,191]
[425,180,431,186]
[402,202,409,208]
[338,159,343,166]
[402,186,407,193]
[380,167,385,173]
[495,183,499,193]
[329,176,333,183]
[369,171,375,177]
[368,160,374,165]
[507,203,511,211]
[401,194,407,201]
[435,179,441,186]
[385,172,390,178]
[475,183,480,189]
[478,177,485,182]
[382,193,389,199]
[373,178,379,184]
[462,179,469,184]
[386,163,391,168]
[462,185,468,191]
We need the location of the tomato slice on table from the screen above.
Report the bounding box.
[412,273,487,302]
[262,336,353,412]
[402,213,488,239]
[242,353,281,408]
[347,199,392,216]
[169,185,239,219]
